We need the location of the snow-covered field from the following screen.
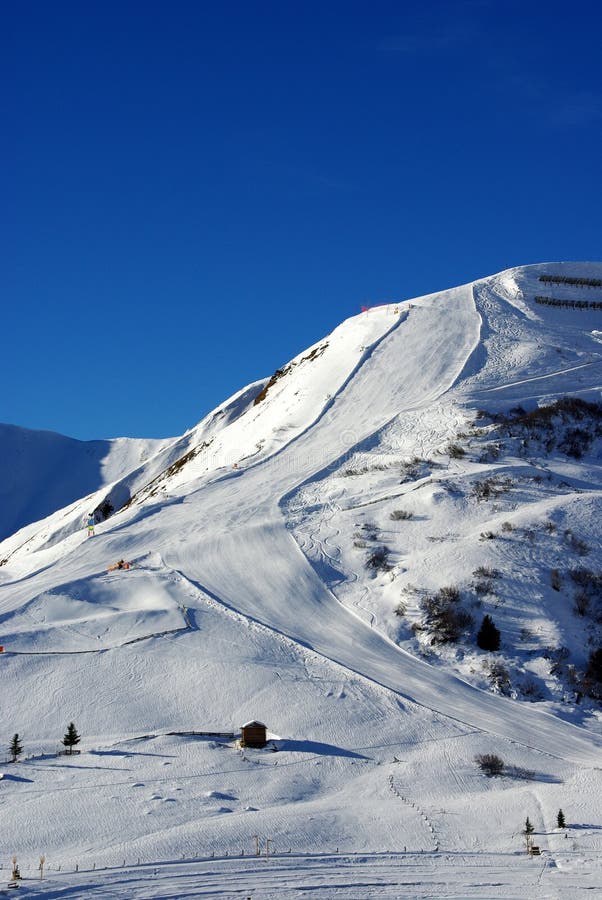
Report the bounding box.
[10,847,602,899]
[1,262,602,898]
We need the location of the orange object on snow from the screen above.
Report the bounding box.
[107,560,130,572]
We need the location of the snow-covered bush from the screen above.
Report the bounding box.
[400,457,433,483]
[520,677,544,700]
[564,529,590,556]
[474,579,494,596]
[475,753,505,776]
[483,659,511,694]
[447,442,465,459]
[573,590,591,617]
[365,546,392,573]
[420,586,473,644]
[473,566,501,579]
[390,509,413,521]
[472,476,512,502]
[550,569,562,591]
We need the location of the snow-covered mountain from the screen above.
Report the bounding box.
[0,425,171,543]
[1,262,602,898]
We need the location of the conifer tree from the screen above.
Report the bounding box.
[477,614,501,651]
[557,809,566,828]
[586,648,602,683]
[524,816,535,851]
[9,733,23,763]
[62,722,81,755]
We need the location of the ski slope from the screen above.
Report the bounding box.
[1,263,602,896]
[154,279,602,763]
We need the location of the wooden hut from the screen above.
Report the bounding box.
[240,721,267,748]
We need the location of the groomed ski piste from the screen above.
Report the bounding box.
[1,262,602,898]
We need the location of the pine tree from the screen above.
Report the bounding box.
[586,648,602,683]
[524,816,535,851]
[477,614,501,651]
[557,808,566,828]
[9,733,23,763]
[62,722,81,755]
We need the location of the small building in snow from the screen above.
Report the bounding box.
[240,721,267,747]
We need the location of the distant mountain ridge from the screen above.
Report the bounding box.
[0,424,170,542]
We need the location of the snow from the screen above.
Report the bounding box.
[1,262,602,897]
[0,425,170,542]
[12,848,602,899]
[0,557,188,652]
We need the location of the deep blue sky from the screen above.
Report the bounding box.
[3,1,601,440]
